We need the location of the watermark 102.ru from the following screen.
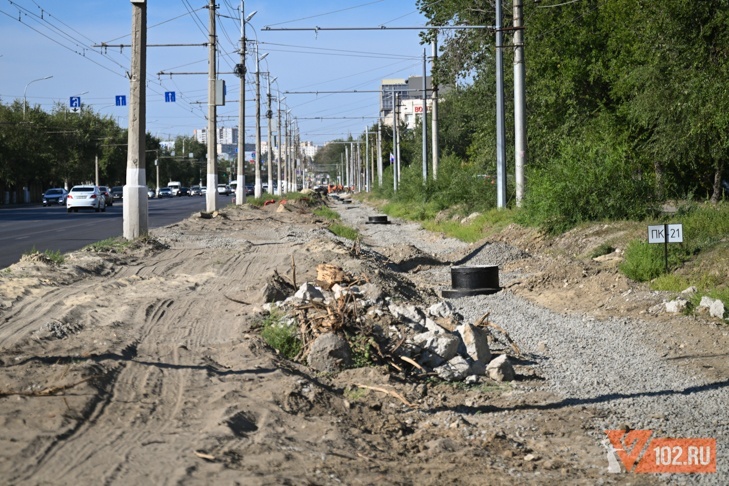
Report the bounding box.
[604,430,716,474]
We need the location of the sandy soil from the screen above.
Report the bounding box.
[0,196,725,485]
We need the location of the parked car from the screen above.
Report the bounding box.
[98,185,113,206]
[177,186,190,197]
[42,188,67,206]
[190,185,202,196]
[147,188,155,198]
[66,185,106,213]
[217,184,231,195]
[111,186,124,200]
[158,187,173,198]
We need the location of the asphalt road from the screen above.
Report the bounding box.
[0,194,232,269]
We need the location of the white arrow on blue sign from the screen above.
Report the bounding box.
[69,96,81,108]
[115,95,127,106]
[164,91,176,102]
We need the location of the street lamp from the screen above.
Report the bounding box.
[23,75,53,119]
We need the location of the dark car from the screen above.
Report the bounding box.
[177,186,190,197]
[42,188,68,206]
[111,186,124,200]
[245,184,254,196]
[98,185,113,206]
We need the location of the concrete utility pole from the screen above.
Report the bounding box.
[365,127,370,192]
[421,47,428,182]
[392,91,398,192]
[236,1,254,206]
[205,0,218,212]
[254,47,267,199]
[431,37,439,180]
[495,0,507,208]
[514,0,527,206]
[377,119,383,187]
[277,95,284,195]
[267,75,275,195]
[124,0,149,240]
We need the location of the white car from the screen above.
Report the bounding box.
[67,185,106,213]
[217,184,231,195]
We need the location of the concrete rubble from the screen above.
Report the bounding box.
[261,270,519,383]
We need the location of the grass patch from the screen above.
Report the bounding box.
[259,309,301,360]
[329,222,360,240]
[620,203,729,283]
[23,246,65,265]
[313,206,341,220]
[84,237,132,253]
[590,242,616,259]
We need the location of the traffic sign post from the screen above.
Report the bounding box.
[69,96,81,114]
[648,223,683,273]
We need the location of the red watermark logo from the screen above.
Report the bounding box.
[604,430,716,474]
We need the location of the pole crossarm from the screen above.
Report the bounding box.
[157,71,236,76]
[284,88,433,94]
[94,43,208,48]
[296,116,379,120]
[262,25,495,32]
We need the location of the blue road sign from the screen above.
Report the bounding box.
[69,96,81,108]
[164,91,176,102]
[115,95,127,106]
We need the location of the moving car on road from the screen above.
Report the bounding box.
[147,188,156,198]
[111,186,123,200]
[158,187,173,198]
[98,186,113,206]
[190,185,203,196]
[217,184,231,195]
[66,185,106,213]
[42,188,67,206]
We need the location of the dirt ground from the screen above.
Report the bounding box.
[0,197,726,485]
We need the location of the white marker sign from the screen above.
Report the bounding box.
[648,223,683,244]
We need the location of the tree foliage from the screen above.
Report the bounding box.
[409,0,729,230]
[0,101,166,194]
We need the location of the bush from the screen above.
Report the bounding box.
[518,116,655,234]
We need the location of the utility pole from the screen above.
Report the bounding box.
[365,127,370,192]
[124,0,148,240]
[205,0,218,212]
[377,119,383,187]
[254,45,264,199]
[277,95,284,196]
[495,0,507,208]
[514,0,527,206]
[431,37,439,180]
[421,47,428,183]
[392,91,398,192]
[236,1,254,206]
[267,75,275,195]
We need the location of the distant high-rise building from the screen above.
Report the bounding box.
[193,127,239,145]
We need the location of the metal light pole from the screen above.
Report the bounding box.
[495,0,507,208]
[236,3,256,205]
[23,75,53,120]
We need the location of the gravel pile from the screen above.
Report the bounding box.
[333,199,727,483]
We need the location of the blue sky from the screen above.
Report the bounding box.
[0,0,429,145]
